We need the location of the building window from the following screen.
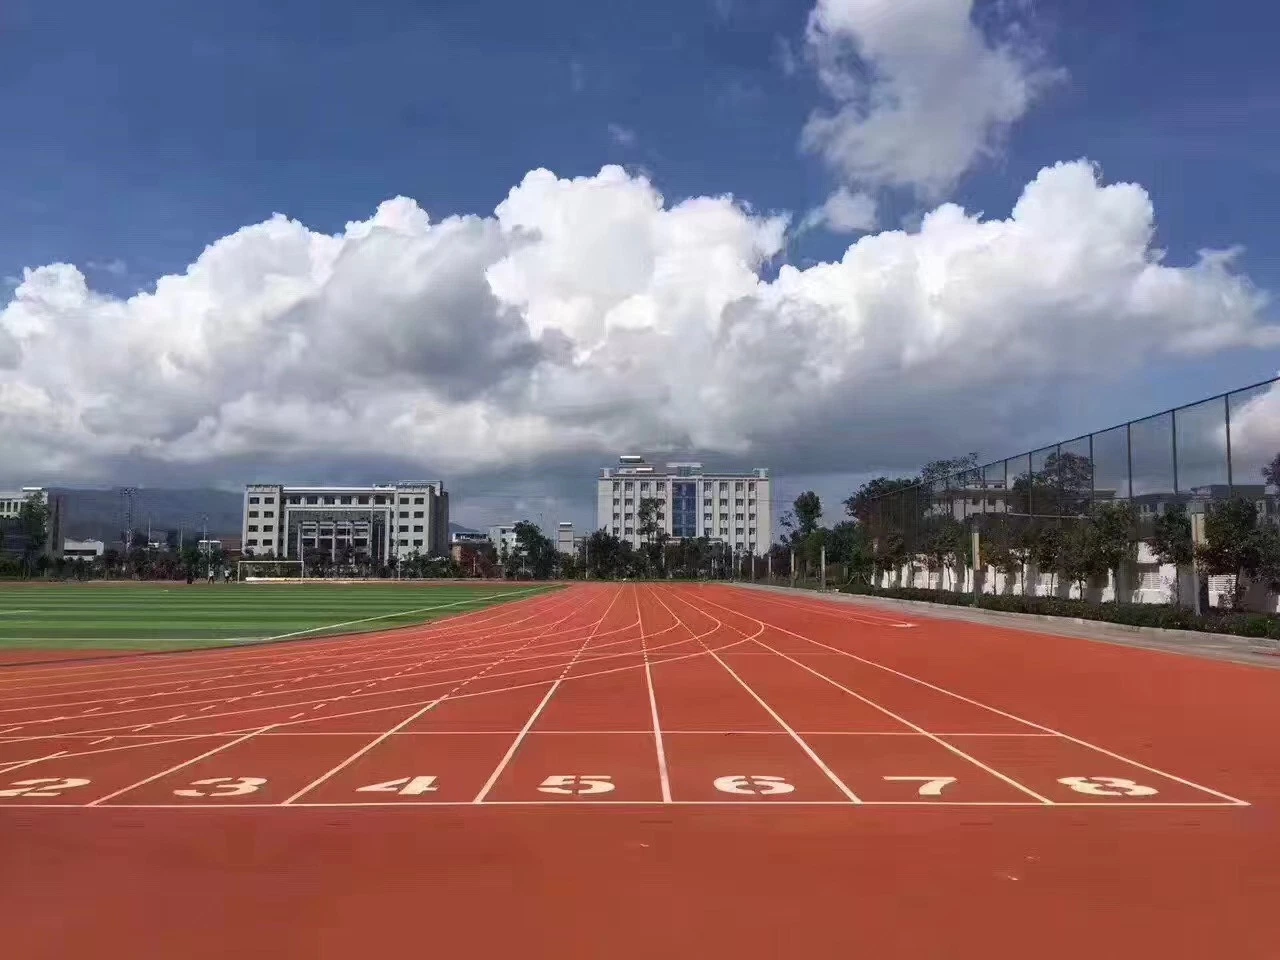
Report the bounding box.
[640,482,649,492]
[374,495,386,505]
[248,510,259,518]
[413,511,424,518]
[358,496,369,505]
[246,539,258,547]
[748,512,756,521]
[249,496,260,504]
[704,514,712,522]
[400,497,410,505]
[735,513,743,521]
[337,496,349,505]
[263,525,274,532]
[399,511,409,519]
[612,526,620,535]
[613,512,621,520]
[624,482,634,491]
[413,539,423,547]
[704,529,712,537]
[263,511,274,518]
[748,482,755,493]
[413,525,423,532]
[247,524,259,532]
[321,496,333,505]
[612,481,620,492]
[414,497,424,505]
[399,525,408,533]
[263,497,275,504]
[288,496,300,505]
[306,496,318,505]
[399,539,409,546]
[735,482,744,491]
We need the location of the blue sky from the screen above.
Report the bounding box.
[2,0,1279,529]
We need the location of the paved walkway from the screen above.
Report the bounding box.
[736,582,1280,670]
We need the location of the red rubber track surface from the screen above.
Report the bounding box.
[1,583,1277,958]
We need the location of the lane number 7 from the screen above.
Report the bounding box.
[883,776,957,797]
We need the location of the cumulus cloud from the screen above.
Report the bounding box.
[802,0,1061,196]
[2,159,1277,500]
[801,186,878,233]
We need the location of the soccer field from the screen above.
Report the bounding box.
[0,582,553,652]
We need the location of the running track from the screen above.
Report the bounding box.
[2,583,1278,958]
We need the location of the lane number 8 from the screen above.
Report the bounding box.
[1058,776,1158,797]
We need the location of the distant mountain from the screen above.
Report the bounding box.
[52,488,243,543]
[51,487,478,544]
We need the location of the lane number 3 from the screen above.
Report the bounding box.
[173,777,267,798]
[1058,776,1158,797]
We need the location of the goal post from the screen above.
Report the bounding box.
[237,559,306,582]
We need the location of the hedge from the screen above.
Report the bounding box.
[837,583,1280,640]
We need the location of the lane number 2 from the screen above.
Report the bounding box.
[0,777,91,798]
[538,775,614,795]
[173,777,267,798]
[1058,776,1158,797]
[883,776,957,797]
[713,775,795,796]
[357,776,439,796]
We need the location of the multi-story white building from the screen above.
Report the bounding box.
[242,482,448,563]
[596,456,772,555]
[488,523,519,559]
[555,521,574,555]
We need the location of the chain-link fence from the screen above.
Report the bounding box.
[858,377,1280,607]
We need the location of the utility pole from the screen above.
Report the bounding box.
[971,527,981,607]
[820,544,827,591]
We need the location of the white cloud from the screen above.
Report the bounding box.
[802,0,1062,196]
[1,160,1276,494]
[86,258,128,277]
[801,186,878,233]
[607,123,637,148]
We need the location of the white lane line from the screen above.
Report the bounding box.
[90,737,112,745]
[88,727,274,806]
[0,751,68,775]
[282,590,602,806]
[697,591,1252,807]
[752,638,1052,804]
[655,588,862,804]
[290,713,305,720]
[472,587,626,804]
[8,799,1249,810]
[637,586,672,803]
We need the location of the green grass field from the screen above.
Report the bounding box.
[0,582,555,652]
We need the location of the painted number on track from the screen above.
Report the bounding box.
[357,776,439,796]
[1058,776,1159,797]
[883,776,957,796]
[173,777,267,798]
[538,775,614,795]
[0,777,91,798]
[713,775,795,796]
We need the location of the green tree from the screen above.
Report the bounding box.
[1150,504,1195,604]
[1030,524,1064,594]
[1089,502,1138,599]
[1263,452,1280,489]
[1197,498,1265,609]
[782,491,823,545]
[17,493,50,577]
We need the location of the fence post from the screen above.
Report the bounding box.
[971,527,980,607]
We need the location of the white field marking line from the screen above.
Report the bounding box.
[87,727,276,806]
[281,588,613,805]
[730,587,915,628]
[0,589,563,695]
[25,601,693,740]
[655,588,862,804]
[696,592,1253,808]
[0,594,600,730]
[637,586,672,802]
[0,751,68,775]
[752,638,1052,804]
[0,594,618,723]
[472,586,629,804]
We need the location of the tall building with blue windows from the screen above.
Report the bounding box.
[596,456,772,556]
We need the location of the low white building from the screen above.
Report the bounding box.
[63,538,105,561]
[556,521,574,555]
[242,482,449,563]
[596,456,772,555]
